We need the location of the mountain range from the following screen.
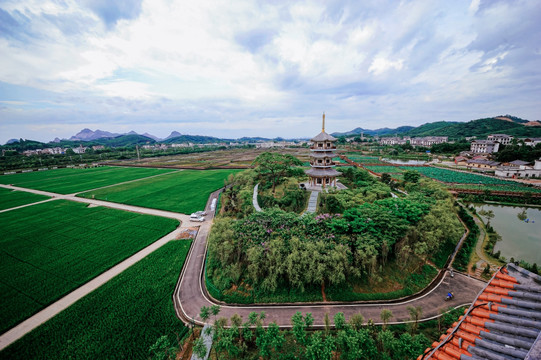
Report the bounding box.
[4,115,541,147]
[331,115,541,139]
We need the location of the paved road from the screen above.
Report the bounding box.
[174,191,486,327]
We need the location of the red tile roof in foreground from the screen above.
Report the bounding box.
[418,263,541,360]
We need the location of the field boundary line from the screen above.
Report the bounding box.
[72,169,182,195]
[0,198,57,214]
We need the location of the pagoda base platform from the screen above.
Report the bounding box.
[300,180,347,192]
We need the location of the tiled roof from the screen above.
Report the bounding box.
[311,131,337,142]
[418,263,541,360]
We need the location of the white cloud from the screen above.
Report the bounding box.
[0,0,540,143]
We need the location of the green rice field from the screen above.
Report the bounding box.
[344,154,384,164]
[0,188,50,211]
[450,184,541,193]
[0,166,174,194]
[0,200,179,334]
[364,165,405,174]
[0,240,191,360]
[78,169,241,214]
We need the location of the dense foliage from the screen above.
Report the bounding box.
[201,307,467,360]
[0,240,191,360]
[208,168,463,303]
[494,143,541,163]
[453,206,480,271]
[0,200,179,334]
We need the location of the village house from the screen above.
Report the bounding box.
[470,140,500,154]
[487,133,513,145]
[466,159,500,171]
[495,158,541,178]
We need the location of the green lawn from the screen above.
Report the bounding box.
[0,200,179,334]
[78,169,241,214]
[0,187,50,210]
[0,166,174,194]
[0,240,191,360]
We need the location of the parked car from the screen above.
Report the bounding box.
[190,216,205,222]
[191,211,207,217]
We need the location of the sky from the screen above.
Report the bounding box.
[0,0,540,143]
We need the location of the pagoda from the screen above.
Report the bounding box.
[305,113,340,187]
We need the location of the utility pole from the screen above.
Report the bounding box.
[136,145,141,161]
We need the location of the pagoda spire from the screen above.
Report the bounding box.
[322,112,325,132]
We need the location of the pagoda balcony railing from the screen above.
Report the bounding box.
[310,145,336,150]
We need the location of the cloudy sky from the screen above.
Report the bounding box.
[1,0,540,143]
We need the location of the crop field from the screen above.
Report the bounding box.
[0,200,179,333]
[401,166,518,185]
[450,184,541,193]
[78,169,241,214]
[0,188,50,211]
[0,166,174,194]
[116,147,311,168]
[344,154,385,164]
[0,240,191,360]
[364,165,405,174]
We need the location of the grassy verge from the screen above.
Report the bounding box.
[0,240,191,360]
[0,166,174,194]
[0,187,49,210]
[78,169,240,214]
[0,200,179,333]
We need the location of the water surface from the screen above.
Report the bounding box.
[474,204,541,265]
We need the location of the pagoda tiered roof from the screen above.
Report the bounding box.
[418,263,541,360]
[311,131,337,142]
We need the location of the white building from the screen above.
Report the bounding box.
[487,134,513,145]
[523,138,541,147]
[470,140,500,154]
[495,158,541,178]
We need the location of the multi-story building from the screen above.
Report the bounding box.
[487,133,513,145]
[305,113,340,187]
[470,140,500,154]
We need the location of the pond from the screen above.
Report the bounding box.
[474,203,541,265]
[381,158,427,165]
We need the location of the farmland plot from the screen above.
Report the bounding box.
[402,166,518,185]
[364,165,405,174]
[78,169,241,214]
[0,200,179,334]
[0,240,191,360]
[0,187,49,210]
[0,166,174,194]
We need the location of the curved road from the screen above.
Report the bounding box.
[174,190,486,327]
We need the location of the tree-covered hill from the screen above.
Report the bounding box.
[402,117,541,138]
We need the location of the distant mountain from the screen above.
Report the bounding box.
[165,131,182,140]
[401,117,541,138]
[5,139,19,145]
[162,134,229,144]
[142,132,161,141]
[334,115,541,139]
[332,126,415,137]
[69,128,120,141]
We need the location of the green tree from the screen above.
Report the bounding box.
[404,170,421,183]
[192,337,207,359]
[200,306,210,323]
[256,322,284,359]
[210,304,221,323]
[252,152,302,194]
[349,313,364,330]
[407,306,423,334]
[380,309,393,331]
[148,335,176,360]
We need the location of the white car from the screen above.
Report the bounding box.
[190,216,205,222]
[191,211,207,217]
